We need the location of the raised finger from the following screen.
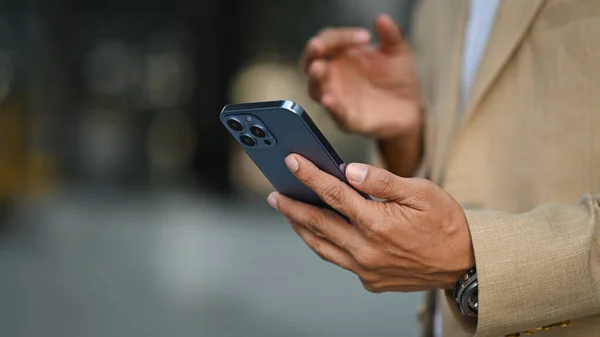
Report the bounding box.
[299,28,370,74]
[307,60,328,101]
[318,28,371,56]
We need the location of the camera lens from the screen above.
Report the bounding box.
[250,125,267,138]
[239,134,256,147]
[227,119,243,131]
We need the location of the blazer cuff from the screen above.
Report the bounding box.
[462,196,600,336]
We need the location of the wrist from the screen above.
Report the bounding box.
[442,213,476,290]
[377,100,424,141]
[442,261,476,290]
[376,116,423,177]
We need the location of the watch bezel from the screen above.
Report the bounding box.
[453,268,478,318]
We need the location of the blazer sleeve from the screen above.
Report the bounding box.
[445,194,600,336]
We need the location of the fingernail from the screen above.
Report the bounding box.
[346,163,368,184]
[267,192,279,210]
[285,155,299,172]
[354,30,371,43]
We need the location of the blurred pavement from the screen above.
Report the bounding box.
[0,188,421,337]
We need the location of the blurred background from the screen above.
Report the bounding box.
[0,0,421,336]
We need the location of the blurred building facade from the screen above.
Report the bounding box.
[0,2,424,337]
[0,0,416,211]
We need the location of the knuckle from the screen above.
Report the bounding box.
[407,178,435,203]
[370,221,392,237]
[337,259,355,272]
[354,247,383,270]
[369,209,398,236]
[311,240,326,259]
[357,270,380,284]
[372,173,397,197]
[320,184,346,208]
[361,280,384,294]
[358,216,377,234]
[301,169,320,185]
[306,210,324,235]
[275,199,290,217]
[337,259,349,269]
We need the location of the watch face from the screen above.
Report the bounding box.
[454,270,478,317]
[468,291,479,313]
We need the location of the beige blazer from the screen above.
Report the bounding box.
[409,0,600,336]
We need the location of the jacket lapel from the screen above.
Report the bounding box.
[429,0,468,183]
[458,0,547,133]
[433,0,547,185]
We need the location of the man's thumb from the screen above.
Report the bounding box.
[345,163,409,201]
[375,14,405,54]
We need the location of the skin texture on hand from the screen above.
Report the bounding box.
[267,154,475,292]
[300,14,421,138]
[300,14,423,176]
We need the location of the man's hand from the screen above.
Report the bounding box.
[267,154,475,292]
[300,14,421,140]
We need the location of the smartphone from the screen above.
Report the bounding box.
[220,100,369,209]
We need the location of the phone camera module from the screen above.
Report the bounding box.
[239,134,256,147]
[227,118,244,131]
[250,125,267,138]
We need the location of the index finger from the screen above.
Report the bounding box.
[299,28,371,75]
[285,154,368,221]
[319,28,371,55]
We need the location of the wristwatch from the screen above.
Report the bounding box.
[453,267,478,317]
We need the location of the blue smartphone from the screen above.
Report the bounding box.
[220,100,369,209]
